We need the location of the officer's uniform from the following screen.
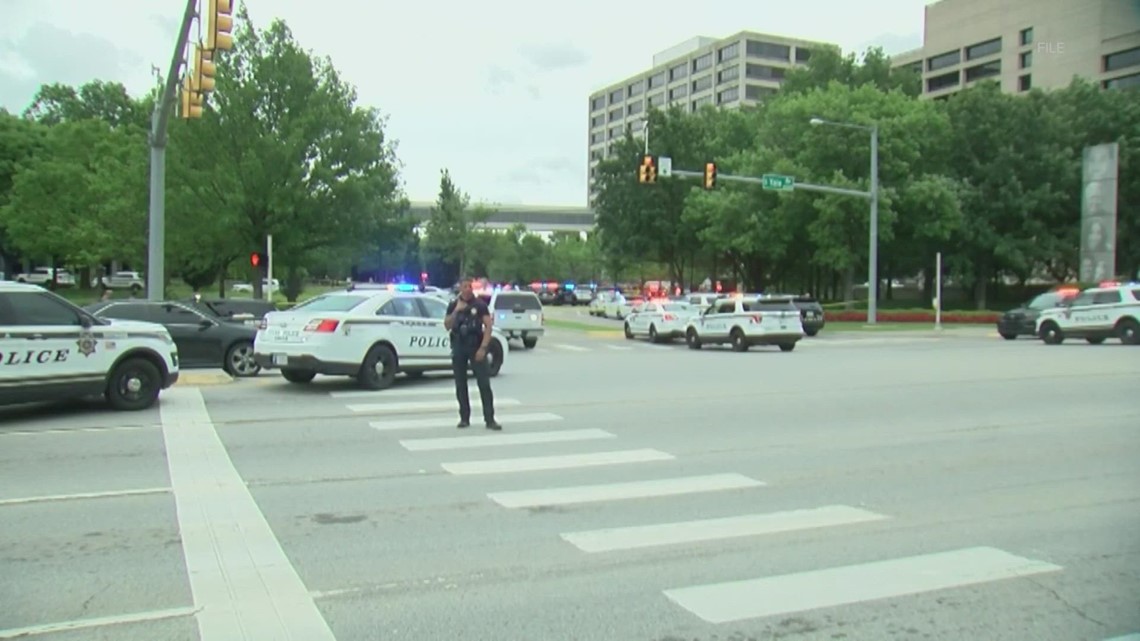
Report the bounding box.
[446,296,500,430]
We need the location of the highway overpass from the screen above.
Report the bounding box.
[407,202,595,233]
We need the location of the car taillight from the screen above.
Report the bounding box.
[304,319,339,333]
[663,313,676,321]
[750,314,763,323]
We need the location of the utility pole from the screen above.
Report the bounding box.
[146,0,198,301]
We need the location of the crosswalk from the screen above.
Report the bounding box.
[332,384,1065,626]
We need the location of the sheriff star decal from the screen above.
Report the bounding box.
[77,331,98,357]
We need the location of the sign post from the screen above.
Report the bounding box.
[934,251,943,331]
[266,234,274,302]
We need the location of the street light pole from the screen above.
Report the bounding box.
[809,117,880,324]
[641,119,650,155]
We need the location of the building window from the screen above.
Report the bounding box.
[590,131,604,144]
[965,37,1001,61]
[927,49,961,71]
[693,53,713,72]
[717,86,739,104]
[627,80,645,97]
[745,63,785,81]
[1103,72,1140,90]
[669,63,688,81]
[591,114,604,128]
[744,84,777,101]
[1020,27,1033,46]
[1020,51,1032,69]
[648,72,667,88]
[669,84,689,100]
[590,96,605,112]
[627,100,643,116]
[590,149,603,161]
[609,89,623,104]
[608,108,622,123]
[718,42,739,62]
[647,92,665,108]
[1018,74,1032,91]
[692,95,713,111]
[1104,46,1140,73]
[926,70,960,92]
[691,75,713,93]
[746,40,790,61]
[965,60,1001,82]
[718,65,738,84]
[608,126,623,140]
[795,48,812,63]
[905,61,922,75]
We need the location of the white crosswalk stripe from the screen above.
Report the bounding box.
[551,343,590,352]
[336,374,1060,626]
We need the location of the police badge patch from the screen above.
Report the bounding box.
[77,331,98,357]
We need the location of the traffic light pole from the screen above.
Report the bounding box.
[146,0,199,301]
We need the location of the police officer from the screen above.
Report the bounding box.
[445,278,501,430]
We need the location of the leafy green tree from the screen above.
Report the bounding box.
[166,9,406,300]
[420,169,491,284]
[23,81,148,129]
[781,46,920,98]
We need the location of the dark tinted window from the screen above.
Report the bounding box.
[1028,292,1068,309]
[293,294,367,312]
[377,297,420,317]
[0,292,84,326]
[493,293,542,310]
[153,303,206,324]
[743,299,797,312]
[1092,290,1122,305]
[417,296,448,318]
[97,303,154,321]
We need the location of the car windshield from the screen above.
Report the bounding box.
[494,294,541,310]
[290,294,367,312]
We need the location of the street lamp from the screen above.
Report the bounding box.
[809,116,880,324]
[635,118,650,155]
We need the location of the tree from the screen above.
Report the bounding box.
[781,46,921,98]
[420,169,491,284]
[167,9,406,300]
[23,81,148,129]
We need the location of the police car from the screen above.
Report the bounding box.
[0,282,180,410]
[684,295,804,351]
[624,299,698,342]
[253,286,510,389]
[1035,282,1140,345]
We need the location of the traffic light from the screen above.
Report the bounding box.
[638,155,657,184]
[179,75,203,119]
[194,45,216,93]
[703,161,717,190]
[206,0,235,52]
[250,252,266,269]
[420,272,429,282]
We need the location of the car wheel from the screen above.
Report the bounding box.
[779,342,796,352]
[224,341,260,377]
[730,328,749,352]
[523,337,538,349]
[1117,318,1139,345]
[358,344,398,390]
[999,332,1017,340]
[1038,322,1064,345]
[105,357,162,411]
[624,323,633,339]
[649,325,659,343]
[485,340,504,377]
[686,328,702,350]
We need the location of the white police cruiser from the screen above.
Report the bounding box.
[684,295,804,351]
[1035,282,1140,345]
[0,282,180,410]
[253,285,509,389]
[624,299,699,342]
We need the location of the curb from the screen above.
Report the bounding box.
[176,370,235,386]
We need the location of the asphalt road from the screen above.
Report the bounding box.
[2,330,1138,641]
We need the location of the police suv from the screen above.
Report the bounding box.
[684,295,804,351]
[624,300,699,343]
[0,282,180,410]
[477,289,544,349]
[1035,282,1140,345]
[253,286,510,390]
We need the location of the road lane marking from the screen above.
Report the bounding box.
[663,546,1063,624]
[371,412,563,431]
[0,606,198,639]
[0,487,170,507]
[330,386,474,399]
[562,506,888,553]
[552,343,590,352]
[160,387,336,640]
[488,473,764,508]
[347,398,521,413]
[605,345,634,351]
[442,448,672,475]
[401,428,615,451]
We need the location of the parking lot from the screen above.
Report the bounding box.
[2,330,1138,641]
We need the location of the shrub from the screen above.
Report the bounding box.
[824,309,1000,324]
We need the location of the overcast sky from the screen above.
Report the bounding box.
[0,0,930,207]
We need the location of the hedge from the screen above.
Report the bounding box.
[824,309,1000,324]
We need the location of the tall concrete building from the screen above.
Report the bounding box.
[586,31,832,203]
[891,0,1140,99]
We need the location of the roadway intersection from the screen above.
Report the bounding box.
[2,330,1138,640]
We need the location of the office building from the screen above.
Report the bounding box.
[586,31,833,203]
[891,0,1140,99]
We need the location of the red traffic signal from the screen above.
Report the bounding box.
[420,272,428,282]
[250,252,266,268]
